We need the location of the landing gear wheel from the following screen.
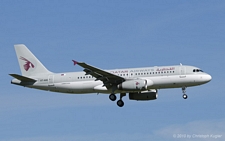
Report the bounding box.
[182,87,188,99]
[117,100,124,107]
[183,94,188,99]
[109,94,117,101]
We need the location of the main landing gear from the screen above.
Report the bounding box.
[182,87,188,99]
[109,93,126,107]
[109,94,117,101]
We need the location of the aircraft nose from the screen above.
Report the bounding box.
[203,74,212,82]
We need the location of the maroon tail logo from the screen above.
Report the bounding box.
[20,57,35,71]
[135,82,140,85]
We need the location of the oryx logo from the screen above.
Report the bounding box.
[20,56,35,71]
[135,81,140,85]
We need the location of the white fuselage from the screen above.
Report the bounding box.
[11,65,212,94]
[10,44,212,107]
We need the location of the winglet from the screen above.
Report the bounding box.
[72,60,78,65]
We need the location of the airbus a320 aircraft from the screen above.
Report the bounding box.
[10,44,212,107]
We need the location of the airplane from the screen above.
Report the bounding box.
[10,44,212,107]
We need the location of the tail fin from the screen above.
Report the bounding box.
[14,44,52,76]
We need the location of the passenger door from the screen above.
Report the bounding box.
[180,66,186,78]
[48,75,54,86]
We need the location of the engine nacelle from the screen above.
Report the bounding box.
[129,90,158,101]
[118,79,153,91]
[118,79,147,91]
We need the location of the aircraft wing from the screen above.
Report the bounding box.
[73,60,125,88]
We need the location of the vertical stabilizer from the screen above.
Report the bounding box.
[14,44,52,76]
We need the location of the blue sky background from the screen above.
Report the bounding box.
[0,1,225,141]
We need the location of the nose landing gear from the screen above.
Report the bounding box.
[183,94,188,99]
[182,87,188,99]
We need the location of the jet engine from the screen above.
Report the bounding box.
[129,90,158,101]
[118,79,147,90]
[118,79,153,91]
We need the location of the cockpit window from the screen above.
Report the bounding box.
[193,69,203,72]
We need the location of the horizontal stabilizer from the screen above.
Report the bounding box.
[9,74,37,82]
